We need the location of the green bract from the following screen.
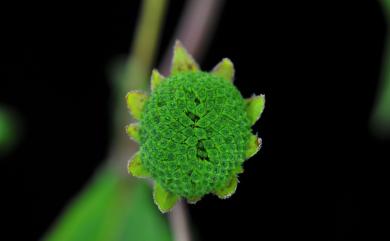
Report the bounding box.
[126,41,265,212]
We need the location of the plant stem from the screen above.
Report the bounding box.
[169,201,192,241]
[109,0,167,171]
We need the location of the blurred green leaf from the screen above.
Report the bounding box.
[0,106,20,156]
[371,1,390,136]
[42,0,174,240]
[43,168,172,241]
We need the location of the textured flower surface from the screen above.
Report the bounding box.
[126,41,265,212]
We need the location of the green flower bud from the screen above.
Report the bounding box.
[126,41,265,212]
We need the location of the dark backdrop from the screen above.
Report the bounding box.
[0,0,388,240]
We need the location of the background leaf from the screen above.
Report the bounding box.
[43,168,172,241]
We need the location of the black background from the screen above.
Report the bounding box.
[1,0,388,240]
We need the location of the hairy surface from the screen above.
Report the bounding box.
[139,71,251,198]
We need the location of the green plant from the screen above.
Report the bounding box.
[126,41,265,212]
[371,0,390,136]
[0,106,20,156]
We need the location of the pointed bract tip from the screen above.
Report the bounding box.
[174,39,183,48]
[214,177,238,199]
[171,39,199,74]
[126,123,140,142]
[150,69,165,91]
[245,94,265,125]
[126,90,148,120]
[211,58,235,82]
[245,134,262,159]
[153,183,179,213]
[128,152,150,178]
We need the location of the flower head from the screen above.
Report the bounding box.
[126,41,265,212]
